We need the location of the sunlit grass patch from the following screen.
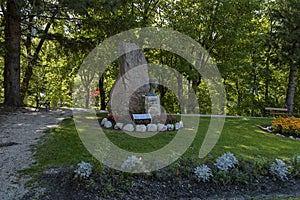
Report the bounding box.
[26,116,300,174]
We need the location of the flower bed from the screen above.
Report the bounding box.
[272,116,300,137]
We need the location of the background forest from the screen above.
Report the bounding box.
[0,0,299,117]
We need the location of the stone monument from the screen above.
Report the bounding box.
[108,42,150,117]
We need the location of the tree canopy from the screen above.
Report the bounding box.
[0,0,299,116]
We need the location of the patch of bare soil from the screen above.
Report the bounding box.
[22,165,300,200]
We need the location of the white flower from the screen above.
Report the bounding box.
[214,152,238,172]
[270,159,289,181]
[194,164,213,182]
[74,161,93,179]
[121,155,143,172]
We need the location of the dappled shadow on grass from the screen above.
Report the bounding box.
[30,116,300,170]
[21,116,300,199]
[104,130,177,153]
[207,118,300,161]
[26,118,102,175]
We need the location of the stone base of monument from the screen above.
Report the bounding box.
[145,96,161,117]
[100,117,184,132]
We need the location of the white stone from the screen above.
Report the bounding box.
[162,125,168,131]
[167,124,174,131]
[101,118,108,126]
[179,121,184,128]
[157,123,165,131]
[175,122,181,130]
[147,124,158,132]
[114,123,123,130]
[289,136,295,140]
[104,121,112,129]
[123,124,134,132]
[136,125,147,132]
[174,121,183,130]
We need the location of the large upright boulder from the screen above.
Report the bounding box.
[108,43,150,117]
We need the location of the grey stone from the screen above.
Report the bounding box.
[114,123,123,130]
[175,122,180,130]
[157,123,165,131]
[175,121,184,130]
[147,124,158,132]
[289,136,295,140]
[101,118,107,126]
[162,125,168,131]
[123,124,135,132]
[104,121,112,129]
[108,43,150,116]
[136,125,147,132]
[167,124,174,131]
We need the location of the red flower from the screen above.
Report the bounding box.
[91,90,100,95]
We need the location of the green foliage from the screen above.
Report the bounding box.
[290,156,300,178]
[0,0,299,115]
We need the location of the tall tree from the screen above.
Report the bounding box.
[271,0,300,116]
[3,0,23,106]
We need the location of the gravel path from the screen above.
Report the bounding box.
[0,107,72,200]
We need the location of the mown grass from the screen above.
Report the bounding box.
[203,117,300,161]
[27,116,300,173]
[22,118,101,175]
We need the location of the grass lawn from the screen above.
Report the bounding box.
[29,116,300,172]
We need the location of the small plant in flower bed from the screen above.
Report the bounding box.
[105,114,132,124]
[290,156,300,178]
[106,114,115,124]
[166,114,178,124]
[192,152,298,185]
[194,164,213,182]
[272,116,300,136]
[214,152,238,172]
[269,159,289,181]
[74,161,93,179]
[152,113,179,125]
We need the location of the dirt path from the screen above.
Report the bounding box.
[0,107,72,200]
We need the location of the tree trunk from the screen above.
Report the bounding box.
[176,72,184,113]
[286,65,297,116]
[4,0,23,106]
[187,80,194,113]
[99,75,106,110]
[188,79,201,113]
[85,87,90,109]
